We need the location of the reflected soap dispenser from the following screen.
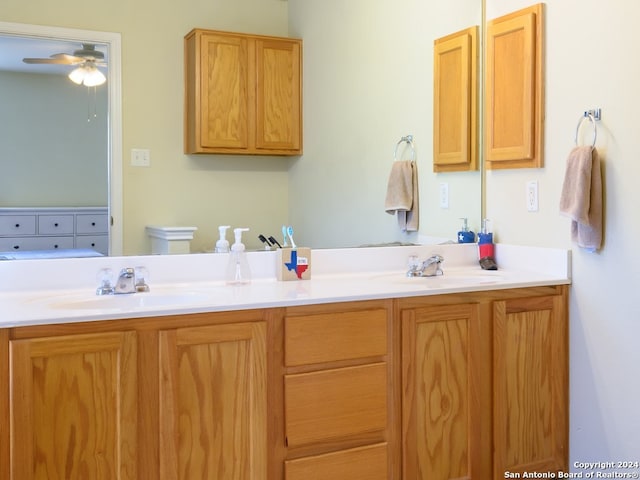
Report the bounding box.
[226,228,251,284]
[478,219,498,270]
[215,225,230,253]
[457,218,476,244]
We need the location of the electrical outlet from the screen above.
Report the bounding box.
[439,183,449,209]
[527,180,539,212]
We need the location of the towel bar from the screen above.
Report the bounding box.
[394,135,416,161]
[575,109,600,147]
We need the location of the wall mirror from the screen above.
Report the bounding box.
[0,22,122,257]
[0,0,482,258]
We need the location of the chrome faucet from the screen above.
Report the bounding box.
[97,266,149,295]
[407,254,444,277]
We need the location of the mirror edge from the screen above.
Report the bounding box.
[0,21,123,256]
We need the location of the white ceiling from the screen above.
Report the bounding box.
[0,34,108,75]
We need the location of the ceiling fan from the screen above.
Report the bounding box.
[22,43,107,86]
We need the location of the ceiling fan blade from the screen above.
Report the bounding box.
[22,53,84,65]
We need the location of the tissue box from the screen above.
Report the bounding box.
[276,247,311,281]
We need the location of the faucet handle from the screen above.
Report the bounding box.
[96,268,115,295]
[134,266,150,292]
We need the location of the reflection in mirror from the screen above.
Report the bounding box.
[0,22,122,258]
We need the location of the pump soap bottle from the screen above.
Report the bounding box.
[215,225,230,253]
[226,228,252,284]
[457,218,475,244]
[478,219,498,270]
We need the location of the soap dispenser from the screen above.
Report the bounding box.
[478,219,498,270]
[215,225,231,253]
[457,218,475,244]
[226,228,252,284]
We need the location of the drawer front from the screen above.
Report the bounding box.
[284,363,387,448]
[0,236,74,251]
[38,215,74,235]
[76,214,109,234]
[0,215,37,236]
[285,443,388,480]
[76,235,109,255]
[285,309,388,366]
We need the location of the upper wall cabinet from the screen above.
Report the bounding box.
[184,29,302,156]
[433,26,478,172]
[485,4,544,169]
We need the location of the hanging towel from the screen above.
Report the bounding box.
[559,145,603,251]
[385,160,419,232]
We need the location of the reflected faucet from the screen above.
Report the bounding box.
[97,266,150,295]
[407,254,444,277]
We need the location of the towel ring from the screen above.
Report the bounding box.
[394,135,416,161]
[575,112,597,147]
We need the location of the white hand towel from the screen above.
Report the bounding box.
[385,160,419,232]
[559,146,603,251]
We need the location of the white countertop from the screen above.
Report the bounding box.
[0,243,571,328]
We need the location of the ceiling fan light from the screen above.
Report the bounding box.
[83,67,106,87]
[68,66,86,85]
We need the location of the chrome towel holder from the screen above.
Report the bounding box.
[575,108,601,147]
[394,134,416,161]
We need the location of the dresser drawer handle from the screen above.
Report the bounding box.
[13,245,19,250]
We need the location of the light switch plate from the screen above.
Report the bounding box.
[131,148,150,167]
[439,183,449,209]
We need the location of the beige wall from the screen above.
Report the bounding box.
[0,0,290,254]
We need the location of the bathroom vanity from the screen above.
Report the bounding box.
[0,244,570,479]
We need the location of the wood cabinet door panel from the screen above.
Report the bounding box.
[10,331,137,480]
[402,303,490,480]
[255,39,301,152]
[493,294,568,476]
[199,33,250,149]
[159,322,267,480]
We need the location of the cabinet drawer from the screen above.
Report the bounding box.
[285,309,388,366]
[76,235,109,255]
[284,363,387,448]
[285,443,388,480]
[0,215,36,236]
[0,236,74,251]
[38,215,74,234]
[77,214,108,234]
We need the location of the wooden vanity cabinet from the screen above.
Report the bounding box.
[184,28,302,155]
[398,285,568,480]
[1,309,268,480]
[0,285,567,480]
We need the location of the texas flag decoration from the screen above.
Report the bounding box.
[277,248,311,281]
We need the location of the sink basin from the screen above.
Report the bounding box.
[25,285,231,312]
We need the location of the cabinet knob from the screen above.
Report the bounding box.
[91,222,96,226]
[91,243,96,247]
[54,223,59,227]
[15,223,20,228]
[13,245,19,250]
[54,244,59,249]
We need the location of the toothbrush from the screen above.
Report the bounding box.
[282,225,289,247]
[287,225,297,248]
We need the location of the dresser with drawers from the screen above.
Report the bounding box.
[0,207,109,255]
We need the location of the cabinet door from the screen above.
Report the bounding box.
[159,322,267,480]
[485,3,544,169]
[401,303,491,479]
[433,26,478,172]
[255,38,301,152]
[10,331,137,480]
[197,32,250,150]
[493,294,568,477]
